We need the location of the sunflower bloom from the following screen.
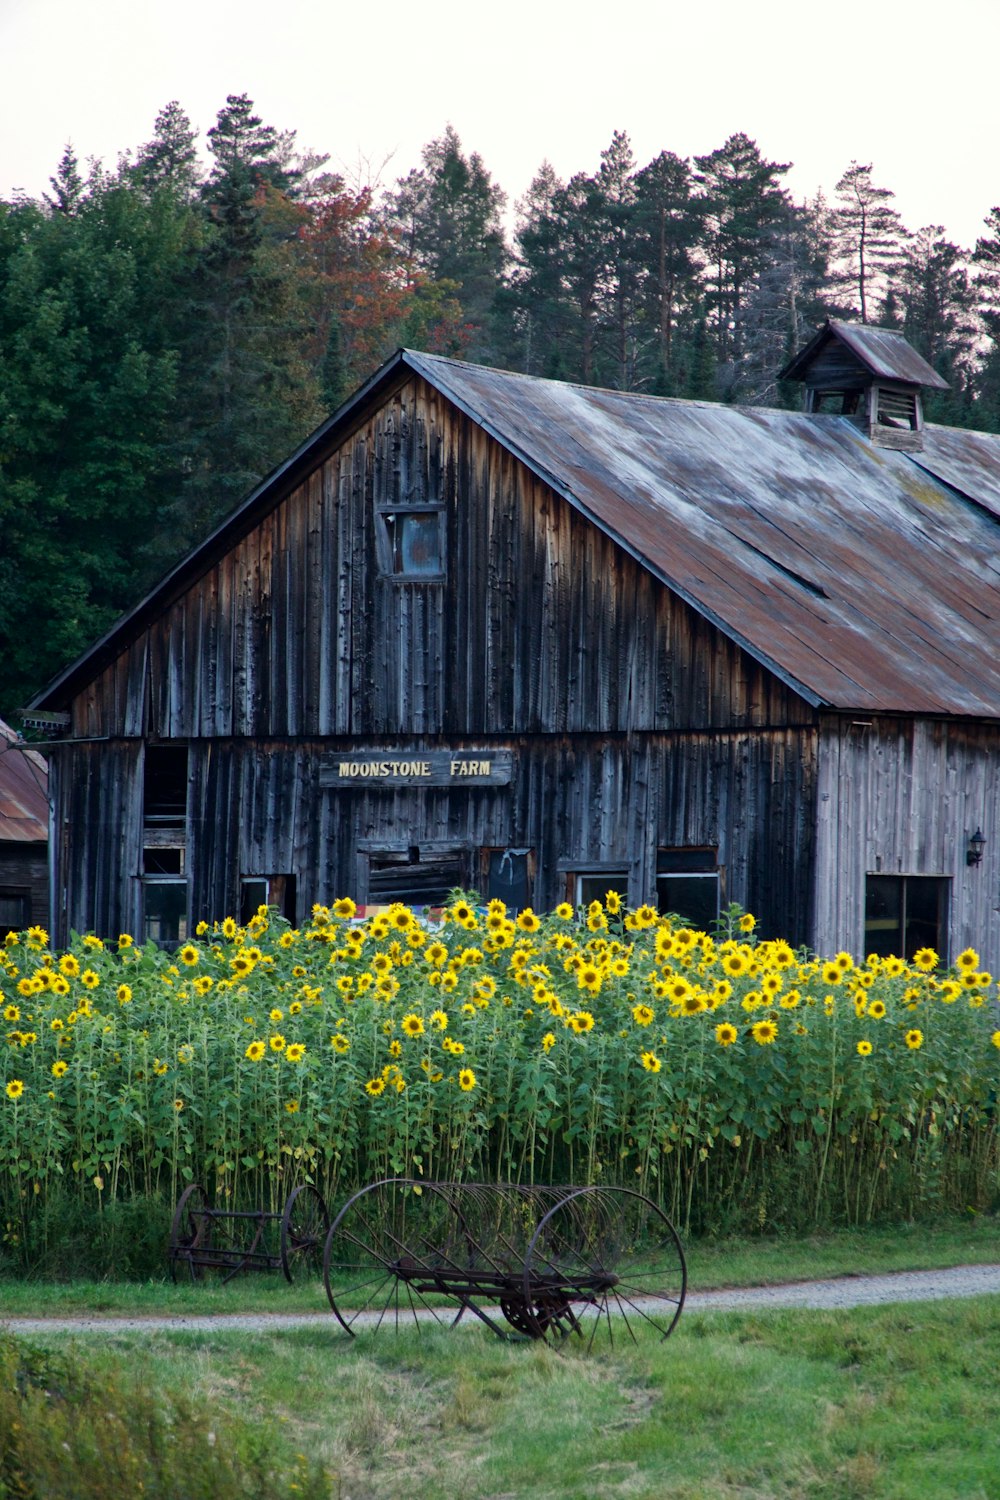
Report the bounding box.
[640,1051,661,1072]
[857,1040,873,1056]
[285,1043,306,1063]
[245,1041,266,1061]
[458,1068,477,1091]
[905,1029,924,1050]
[715,1023,738,1046]
[6,1079,24,1099]
[751,1019,778,1045]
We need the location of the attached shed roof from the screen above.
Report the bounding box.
[0,719,48,843]
[28,347,1000,720]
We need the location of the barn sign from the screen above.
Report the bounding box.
[320,750,514,788]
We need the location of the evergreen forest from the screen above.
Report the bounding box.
[4,94,1000,719]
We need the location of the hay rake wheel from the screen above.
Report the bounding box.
[522,1186,687,1348]
[168,1182,212,1283]
[321,1179,686,1347]
[280,1184,331,1282]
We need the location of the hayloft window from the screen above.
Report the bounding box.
[376,507,444,579]
[864,875,948,963]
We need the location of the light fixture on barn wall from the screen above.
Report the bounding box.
[966,828,986,867]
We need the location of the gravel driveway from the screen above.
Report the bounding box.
[4,1263,999,1337]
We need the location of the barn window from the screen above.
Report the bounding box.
[0,888,30,933]
[483,848,534,912]
[656,849,720,929]
[864,875,949,963]
[144,745,188,826]
[240,874,297,924]
[142,878,189,947]
[375,508,445,579]
[567,868,629,910]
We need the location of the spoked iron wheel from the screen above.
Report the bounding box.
[279,1185,330,1282]
[168,1182,211,1283]
[322,1179,457,1337]
[522,1186,686,1348]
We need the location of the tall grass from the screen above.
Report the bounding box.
[2,898,998,1275]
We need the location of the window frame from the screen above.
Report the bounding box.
[864,873,950,963]
[374,501,446,582]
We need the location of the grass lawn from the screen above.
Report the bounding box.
[7,1296,1000,1499]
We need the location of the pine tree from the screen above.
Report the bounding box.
[385,126,507,361]
[895,226,977,424]
[633,150,702,380]
[830,161,908,324]
[133,101,200,198]
[972,207,1000,429]
[693,133,791,363]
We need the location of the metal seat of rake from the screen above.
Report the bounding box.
[321,1179,686,1347]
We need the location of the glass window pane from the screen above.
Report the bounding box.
[0,892,29,930]
[657,874,719,930]
[486,850,532,912]
[575,874,628,909]
[398,513,442,574]
[865,876,902,958]
[143,881,188,946]
[903,878,947,962]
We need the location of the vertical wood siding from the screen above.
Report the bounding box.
[76,375,813,744]
[813,715,1000,971]
[53,374,820,944]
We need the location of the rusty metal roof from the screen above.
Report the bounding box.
[406,353,1000,715]
[781,319,950,390]
[0,719,48,843]
[28,347,1000,720]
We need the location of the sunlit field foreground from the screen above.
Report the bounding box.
[6,1298,1000,1500]
[2,897,998,1274]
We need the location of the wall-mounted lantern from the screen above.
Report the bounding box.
[966,828,986,867]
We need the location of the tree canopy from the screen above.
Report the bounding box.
[3,100,999,719]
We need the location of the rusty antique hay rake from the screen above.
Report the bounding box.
[322,1179,686,1347]
[168,1183,330,1284]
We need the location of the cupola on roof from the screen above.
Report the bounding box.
[780,319,949,452]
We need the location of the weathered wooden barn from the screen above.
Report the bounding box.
[0,717,48,933]
[25,320,1000,965]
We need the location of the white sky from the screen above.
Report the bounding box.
[2,0,998,250]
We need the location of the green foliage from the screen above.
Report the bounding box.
[5,108,1000,716]
[0,1332,329,1498]
[1,901,998,1280]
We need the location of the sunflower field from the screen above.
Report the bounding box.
[2,896,999,1274]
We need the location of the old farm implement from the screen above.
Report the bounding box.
[168,1183,330,1283]
[322,1179,686,1346]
